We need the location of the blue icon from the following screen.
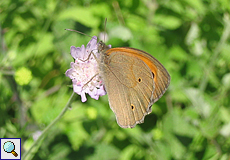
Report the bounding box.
[3,141,18,157]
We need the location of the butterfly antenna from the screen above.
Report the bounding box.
[65,29,95,40]
[104,18,107,42]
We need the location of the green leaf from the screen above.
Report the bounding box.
[153,15,182,30]
[87,144,120,160]
[109,26,133,41]
[57,7,101,28]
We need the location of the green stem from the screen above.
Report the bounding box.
[22,91,76,160]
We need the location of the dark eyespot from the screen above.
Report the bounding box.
[138,78,142,83]
[131,104,135,110]
[152,72,155,78]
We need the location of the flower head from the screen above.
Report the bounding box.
[65,36,106,102]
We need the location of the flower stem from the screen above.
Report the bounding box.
[22,91,76,160]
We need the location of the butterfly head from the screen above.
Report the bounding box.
[98,41,110,53]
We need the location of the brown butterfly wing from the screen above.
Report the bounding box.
[151,59,170,103]
[112,47,171,103]
[100,51,155,128]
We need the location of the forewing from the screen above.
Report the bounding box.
[101,53,155,128]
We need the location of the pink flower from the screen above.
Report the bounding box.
[65,36,106,102]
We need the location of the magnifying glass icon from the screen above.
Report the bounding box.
[3,141,18,157]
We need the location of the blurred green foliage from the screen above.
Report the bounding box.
[1,0,230,159]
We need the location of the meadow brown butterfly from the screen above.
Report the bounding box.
[97,40,170,128]
[65,28,170,128]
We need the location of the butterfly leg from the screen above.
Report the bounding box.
[82,73,100,90]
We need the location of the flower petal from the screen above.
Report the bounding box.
[81,92,87,102]
[66,36,108,102]
[65,68,74,79]
[70,46,79,59]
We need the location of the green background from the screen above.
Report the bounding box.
[1,0,230,159]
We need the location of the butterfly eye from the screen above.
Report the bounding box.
[98,41,102,47]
